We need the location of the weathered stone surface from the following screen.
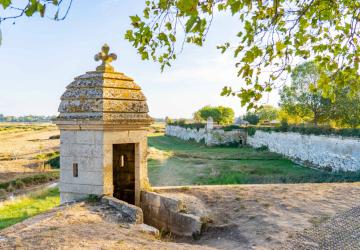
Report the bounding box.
[60,143,104,158]
[141,191,203,237]
[58,99,149,113]
[166,125,247,146]
[60,192,88,203]
[60,170,103,185]
[60,183,103,195]
[102,196,143,223]
[61,88,145,100]
[141,191,182,211]
[60,156,104,171]
[55,61,152,124]
[141,204,170,229]
[55,45,152,206]
[134,223,160,236]
[248,131,360,171]
[60,130,104,145]
[169,211,202,237]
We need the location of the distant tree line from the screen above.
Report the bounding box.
[0,114,56,122]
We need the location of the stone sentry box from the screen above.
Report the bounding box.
[54,44,152,206]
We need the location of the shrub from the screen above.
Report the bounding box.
[246,127,257,136]
[280,120,289,132]
[14,179,25,189]
[0,172,59,191]
[35,151,60,169]
[254,125,360,138]
[243,112,260,125]
[87,194,101,203]
[6,184,15,192]
[47,156,60,169]
[0,189,7,199]
[256,145,269,151]
[221,125,241,131]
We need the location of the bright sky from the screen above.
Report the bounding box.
[0,0,280,118]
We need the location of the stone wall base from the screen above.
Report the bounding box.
[140,191,203,237]
[101,196,143,223]
[60,192,89,204]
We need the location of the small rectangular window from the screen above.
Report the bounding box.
[73,163,78,177]
[120,155,124,167]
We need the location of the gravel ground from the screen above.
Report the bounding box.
[282,205,360,250]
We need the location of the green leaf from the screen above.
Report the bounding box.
[230,1,241,15]
[37,3,46,17]
[143,7,150,19]
[141,51,149,60]
[25,5,36,16]
[234,45,244,57]
[275,41,286,52]
[165,22,172,30]
[130,15,141,24]
[176,0,199,15]
[185,16,197,33]
[0,0,11,9]
[169,34,176,42]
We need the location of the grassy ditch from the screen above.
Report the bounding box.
[148,134,360,186]
[0,187,60,229]
[0,172,59,199]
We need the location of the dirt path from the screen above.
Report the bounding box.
[155,182,360,249]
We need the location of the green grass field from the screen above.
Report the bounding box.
[148,134,360,186]
[0,188,60,230]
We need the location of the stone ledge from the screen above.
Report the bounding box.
[141,191,185,211]
[101,196,143,224]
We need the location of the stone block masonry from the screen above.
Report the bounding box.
[165,125,246,146]
[248,131,360,171]
[140,191,203,237]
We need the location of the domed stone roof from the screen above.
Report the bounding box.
[55,44,152,126]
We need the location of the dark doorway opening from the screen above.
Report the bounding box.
[113,143,135,205]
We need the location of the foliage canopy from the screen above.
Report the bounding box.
[1,1,359,110]
[256,105,278,122]
[194,105,235,125]
[243,112,260,125]
[280,61,360,127]
[280,61,332,125]
[125,0,360,109]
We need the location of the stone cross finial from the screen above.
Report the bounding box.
[94,44,117,72]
